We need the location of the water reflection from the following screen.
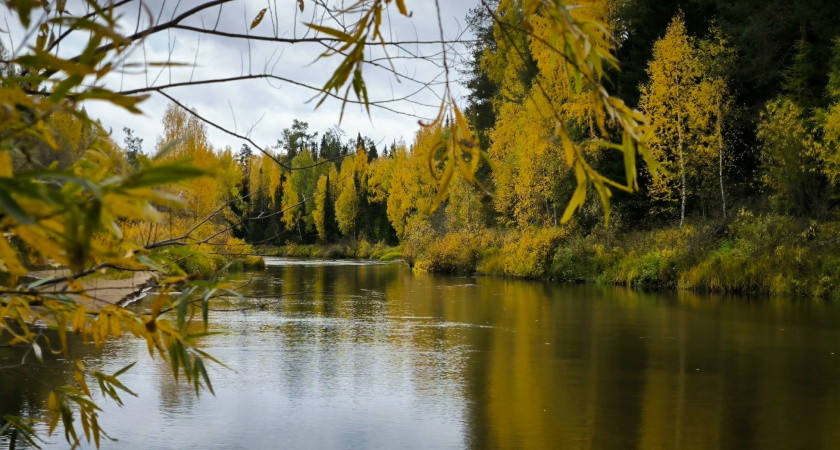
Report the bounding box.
[3,260,840,449]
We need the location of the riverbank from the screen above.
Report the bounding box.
[255,241,403,262]
[25,269,157,306]
[404,210,840,300]
[21,252,268,307]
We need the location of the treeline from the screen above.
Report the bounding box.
[104,0,840,297]
[120,104,402,252]
[218,118,399,248]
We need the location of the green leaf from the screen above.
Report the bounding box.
[13,0,33,28]
[51,74,84,102]
[195,357,214,395]
[305,23,354,42]
[113,361,136,377]
[74,89,148,114]
[122,164,207,189]
[36,23,49,51]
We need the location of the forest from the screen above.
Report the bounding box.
[2,0,840,446]
[161,0,840,299]
[5,0,840,293]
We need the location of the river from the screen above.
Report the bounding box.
[3,257,840,449]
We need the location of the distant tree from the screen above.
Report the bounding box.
[123,127,144,171]
[278,119,316,159]
[364,137,379,160]
[462,0,500,152]
[320,125,345,162]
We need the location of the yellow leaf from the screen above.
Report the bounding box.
[557,123,575,168]
[16,226,67,264]
[561,163,588,223]
[111,312,121,339]
[0,152,12,176]
[431,158,455,212]
[162,276,186,285]
[73,306,87,332]
[68,279,89,300]
[250,8,267,30]
[0,233,26,277]
[36,120,60,150]
[48,391,58,411]
[75,371,91,396]
[99,314,109,339]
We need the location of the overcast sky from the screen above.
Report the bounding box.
[4,0,479,154]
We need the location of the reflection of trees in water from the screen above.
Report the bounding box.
[156,356,198,415]
[9,266,840,448]
[457,282,840,449]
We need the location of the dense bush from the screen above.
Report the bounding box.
[502,227,567,278]
[414,231,490,274]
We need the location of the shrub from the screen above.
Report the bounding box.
[244,256,266,270]
[357,239,374,258]
[414,231,486,274]
[380,251,403,262]
[476,246,505,276]
[503,227,567,278]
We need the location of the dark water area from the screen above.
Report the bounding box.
[4,258,840,449]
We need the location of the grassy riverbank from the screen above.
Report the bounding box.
[405,210,840,300]
[256,240,404,262]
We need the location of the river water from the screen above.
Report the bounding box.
[4,257,840,449]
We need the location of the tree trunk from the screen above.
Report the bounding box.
[717,97,726,218]
[678,110,686,229]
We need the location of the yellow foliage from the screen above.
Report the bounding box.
[386,132,436,238]
[367,155,396,203]
[639,14,735,222]
[502,227,567,278]
[314,174,329,241]
[335,153,360,237]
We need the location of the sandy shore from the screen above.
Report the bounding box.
[25,269,157,307]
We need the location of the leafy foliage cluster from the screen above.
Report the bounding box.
[382,0,840,301]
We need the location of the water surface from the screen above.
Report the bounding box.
[3,258,840,449]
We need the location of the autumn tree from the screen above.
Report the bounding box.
[639,14,699,227]
[820,39,840,188]
[285,152,325,236]
[757,99,826,217]
[282,176,303,238]
[692,27,737,218]
[386,131,437,238]
[314,175,330,241]
[335,148,369,237]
